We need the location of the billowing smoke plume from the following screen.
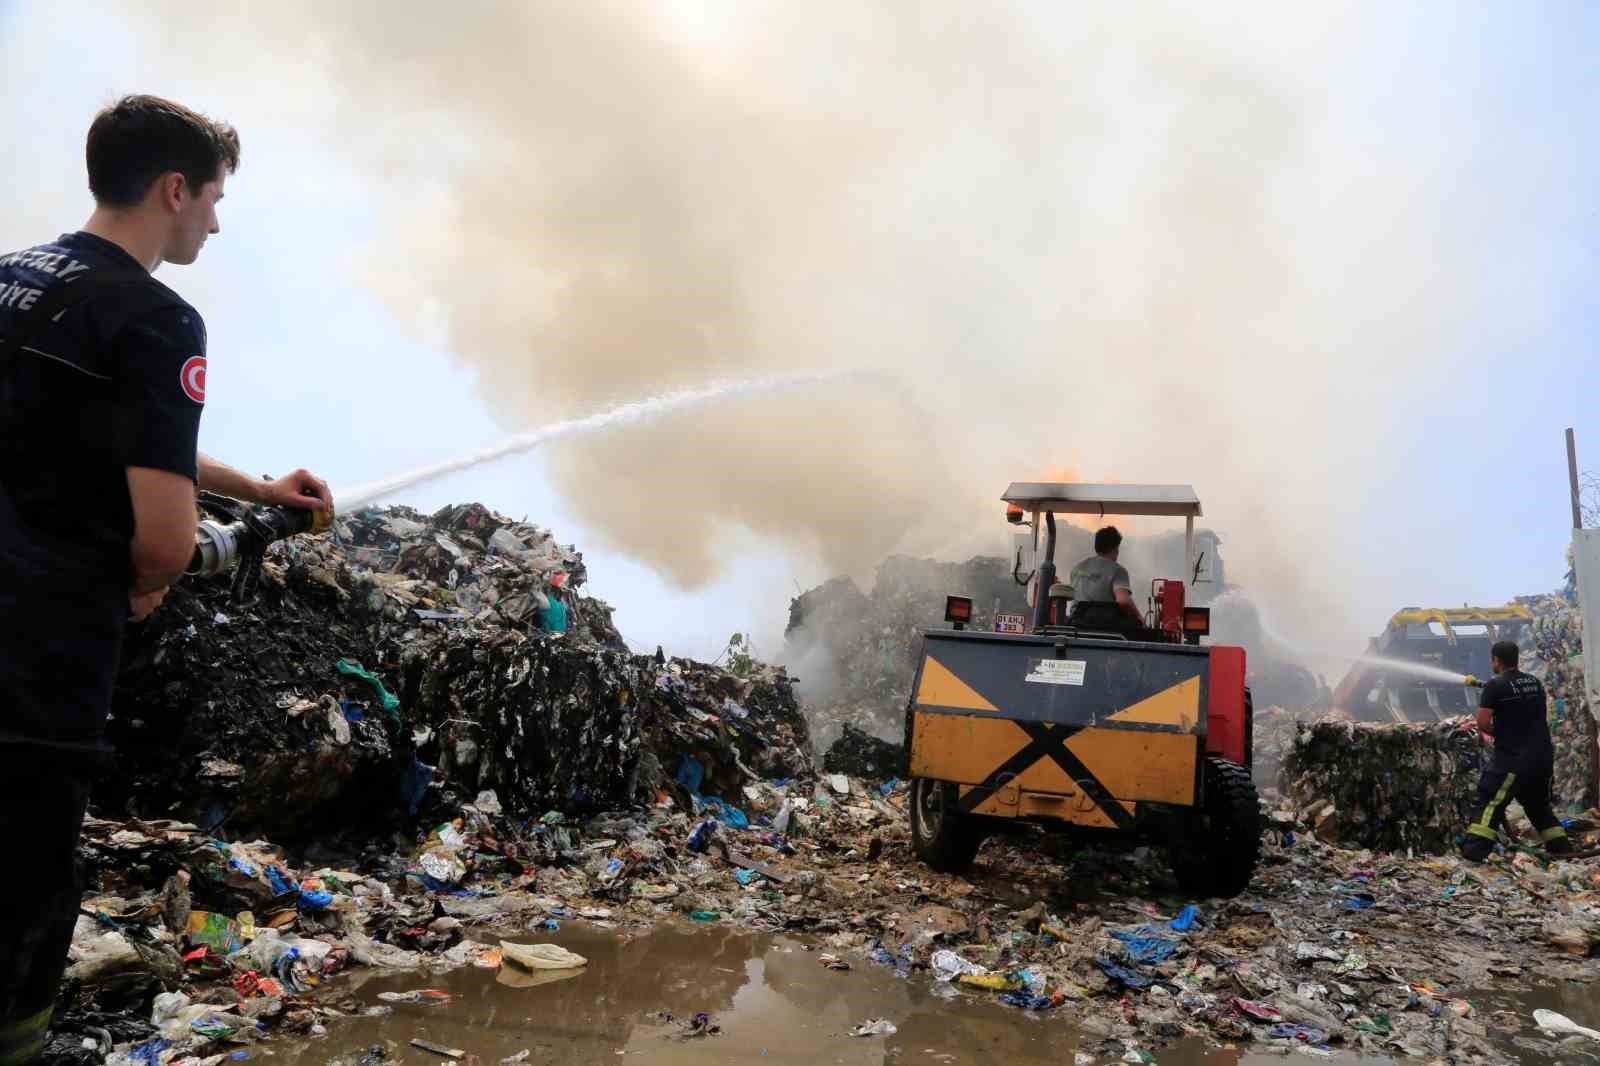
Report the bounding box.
[108,3,1531,646]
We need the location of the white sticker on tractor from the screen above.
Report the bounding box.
[1026,659,1086,686]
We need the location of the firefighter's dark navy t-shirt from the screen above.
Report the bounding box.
[1479,668,1553,772]
[0,232,205,749]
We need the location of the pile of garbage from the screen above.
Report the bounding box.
[1251,704,1316,789]
[320,501,622,645]
[104,501,810,840]
[1517,552,1593,810]
[784,556,1028,748]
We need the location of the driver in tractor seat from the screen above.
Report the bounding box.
[1067,526,1142,632]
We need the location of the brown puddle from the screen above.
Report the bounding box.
[269,925,1403,1066]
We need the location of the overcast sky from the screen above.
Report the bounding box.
[2,2,1595,665]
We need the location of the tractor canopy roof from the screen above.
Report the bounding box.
[1001,482,1202,519]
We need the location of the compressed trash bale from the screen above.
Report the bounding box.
[106,572,399,836]
[1279,719,1484,854]
[403,633,646,815]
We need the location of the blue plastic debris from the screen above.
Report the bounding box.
[698,797,750,829]
[128,1039,172,1066]
[1268,1023,1329,1044]
[999,992,1060,1010]
[398,756,432,815]
[734,868,763,886]
[687,819,719,853]
[1096,959,1155,989]
[676,755,705,796]
[1340,893,1376,910]
[298,888,334,911]
[867,940,912,977]
[1110,925,1178,964]
[265,865,296,896]
[1169,905,1201,932]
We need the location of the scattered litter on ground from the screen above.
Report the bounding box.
[43,515,1600,1066]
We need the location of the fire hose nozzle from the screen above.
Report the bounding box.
[1462,674,1482,688]
[187,500,336,579]
[189,517,244,578]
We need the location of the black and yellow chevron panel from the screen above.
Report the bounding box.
[908,631,1209,823]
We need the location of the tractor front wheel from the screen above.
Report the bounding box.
[910,777,982,874]
[1170,757,1262,898]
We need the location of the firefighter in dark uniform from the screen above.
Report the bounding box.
[0,96,331,1064]
[1460,639,1572,861]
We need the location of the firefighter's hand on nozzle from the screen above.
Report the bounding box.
[1462,674,1482,688]
[130,587,168,622]
[260,468,334,513]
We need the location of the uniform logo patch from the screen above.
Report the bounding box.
[180,355,207,403]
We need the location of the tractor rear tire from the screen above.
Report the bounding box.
[910,778,982,874]
[1171,757,1261,899]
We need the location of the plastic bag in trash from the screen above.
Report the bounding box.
[931,950,985,982]
[1534,1009,1600,1041]
[419,846,467,885]
[150,992,191,1027]
[499,941,587,970]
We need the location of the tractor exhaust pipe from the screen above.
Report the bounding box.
[1032,511,1056,632]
